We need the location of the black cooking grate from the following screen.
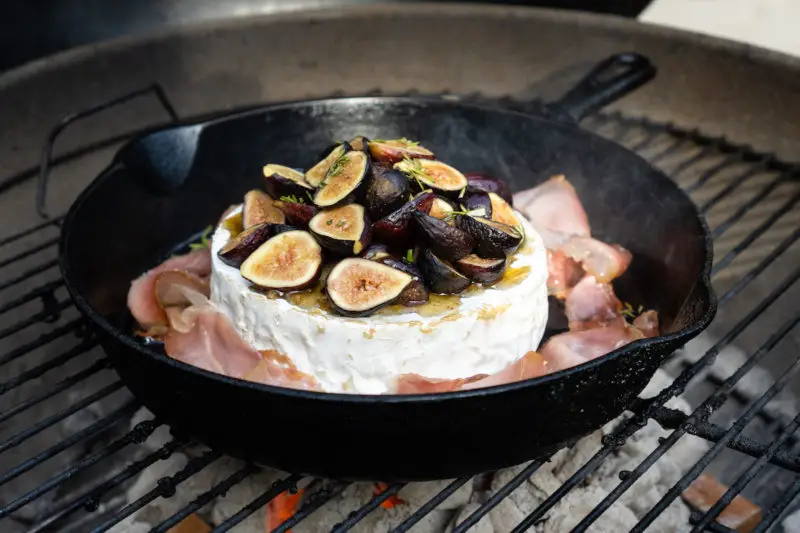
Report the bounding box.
[0,87,798,532]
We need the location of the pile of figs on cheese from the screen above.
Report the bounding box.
[127,136,659,394]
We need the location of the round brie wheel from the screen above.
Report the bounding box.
[210,206,549,394]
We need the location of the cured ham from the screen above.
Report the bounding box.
[127,248,212,330]
[547,249,585,298]
[564,275,626,331]
[557,237,632,284]
[633,310,660,339]
[539,326,644,369]
[512,175,590,248]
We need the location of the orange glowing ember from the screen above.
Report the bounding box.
[374,482,405,509]
[266,488,305,532]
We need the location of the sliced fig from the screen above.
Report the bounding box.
[456,254,507,284]
[326,258,413,316]
[348,136,370,152]
[240,230,322,291]
[218,223,273,267]
[262,164,314,200]
[488,192,519,227]
[313,150,370,208]
[363,243,392,261]
[270,223,300,235]
[394,158,468,198]
[429,196,455,220]
[463,192,492,219]
[417,249,471,294]
[365,163,411,219]
[372,191,435,245]
[379,256,429,306]
[308,203,372,255]
[305,143,350,187]
[412,211,474,261]
[243,189,285,229]
[368,138,434,164]
[273,200,318,229]
[455,215,523,258]
[465,172,513,205]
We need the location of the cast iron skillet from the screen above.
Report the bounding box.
[59,53,716,481]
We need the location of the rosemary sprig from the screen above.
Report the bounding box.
[398,155,429,190]
[279,194,305,204]
[324,151,350,182]
[189,225,213,250]
[621,302,645,320]
[406,249,414,262]
[444,205,487,222]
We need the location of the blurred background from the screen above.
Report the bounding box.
[0,0,654,72]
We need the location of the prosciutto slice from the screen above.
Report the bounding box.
[557,237,632,284]
[633,310,660,338]
[564,275,626,331]
[127,248,212,329]
[546,249,585,298]
[512,174,591,248]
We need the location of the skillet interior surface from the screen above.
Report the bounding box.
[60,97,716,480]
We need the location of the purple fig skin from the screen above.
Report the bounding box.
[463,192,493,219]
[273,201,318,229]
[372,191,435,245]
[378,256,429,306]
[417,249,471,294]
[455,254,506,284]
[411,211,474,262]
[454,215,523,259]
[217,223,273,267]
[264,173,314,200]
[365,163,411,220]
[464,172,513,205]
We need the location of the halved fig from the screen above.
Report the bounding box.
[363,243,391,261]
[218,223,273,267]
[429,196,455,220]
[313,150,370,208]
[379,257,429,306]
[394,158,468,198]
[308,203,372,255]
[417,249,471,294]
[465,172,513,205]
[456,254,507,284]
[463,192,492,219]
[368,138,434,164]
[272,200,318,229]
[348,136,370,152]
[488,192,519,227]
[240,230,322,291]
[262,164,314,200]
[412,211,474,261]
[365,163,411,219]
[326,258,413,316]
[305,143,350,187]
[243,189,285,229]
[372,191,435,245]
[455,215,523,258]
[270,224,300,235]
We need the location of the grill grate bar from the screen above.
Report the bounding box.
[0,399,138,488]
[0,298,73,341]
[691,411,800,533]
[212,474,304,533]
[89,450,222,532]
[0,258,59,293]
[150,463,259,533]
[0,279,63,316]
[0,237,58,270]
[452,457,549,533]
[698,162,769,214]
[689,512,737,533]
[0,218,61,248]
[683,154,745,193]
[625,314,800,532]
[711,189,800,276]
[512,266,799,533]
[271,481,351,533]
[662,144,721,180]
[0,400,146,518]
[754,474,800,532]
[28,438,187,533]
[0,379,124,457]
[0,357,110,425]
[391,477,471,533]
[711,174,790,239]
[0,339,98,396]
[0,317,83,367]
[650,406,800,471]
[333,482,405,532]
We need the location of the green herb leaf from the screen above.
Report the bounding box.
[621,302,645,321]
[279,194,304,204]
[324,151,350,182]
[326,219,333,225]
[458,186,466,199]
[189,225,213,250]
[305,190,314,202]
[405,249,414,262]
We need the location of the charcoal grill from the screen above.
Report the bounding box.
[0,4,798,532]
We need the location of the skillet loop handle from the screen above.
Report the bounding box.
[553,52,656,122]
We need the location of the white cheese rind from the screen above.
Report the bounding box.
[210,208,549,394]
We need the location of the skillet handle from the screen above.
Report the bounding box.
[551,52,656,122]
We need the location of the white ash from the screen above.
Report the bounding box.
[115,369,707,532]
[782,507,800,533]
